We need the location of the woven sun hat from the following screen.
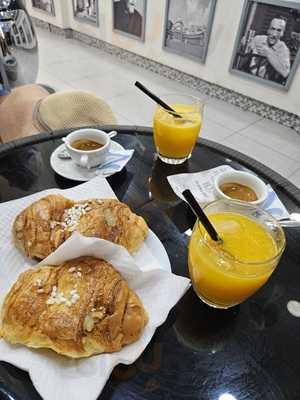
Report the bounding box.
[35,90,117,131]
[0,84,50,143]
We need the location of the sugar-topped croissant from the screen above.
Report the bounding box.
[13,195,148,259]
[0,256,148,358]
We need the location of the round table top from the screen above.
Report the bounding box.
[0,126,300,400]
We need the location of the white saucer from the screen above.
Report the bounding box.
[50,141,126,181]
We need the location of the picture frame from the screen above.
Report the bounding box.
[230,0,300,91]
[112,0,147,42]
[31,0,55,17]
[162,0,217,63]
[72,0,99,26]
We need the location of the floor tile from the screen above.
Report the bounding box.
[205,98,262,131]
[72,72,135,100]
[114,112,135,126]
[221,133,300,179]
[38,42,78,65]
[200,117,234,142]
[115,65,209,101]
[42,58,106,82]
[238,118,300,162]
[108,91,156,126]
[37,69,76,92]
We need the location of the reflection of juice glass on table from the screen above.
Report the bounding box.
[153,94,204,165]
[188,200,286,309]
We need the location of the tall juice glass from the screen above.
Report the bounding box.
[153,94,204,165]
[188,200,286,309]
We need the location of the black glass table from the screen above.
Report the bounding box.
[0,126,300,400]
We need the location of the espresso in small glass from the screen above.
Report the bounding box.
[71,139,104,151]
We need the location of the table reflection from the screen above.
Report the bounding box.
[0,147,42,194]
[148,157,191,203]
[174,289,239,354]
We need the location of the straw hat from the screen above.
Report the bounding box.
[0,84,49,143]
[35,90,117,131]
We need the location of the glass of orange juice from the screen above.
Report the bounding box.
[153,94,204,164]
[188,200,286,309]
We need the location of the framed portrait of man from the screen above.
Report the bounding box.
[163,0,217,63]
[112,0,147,41]
[230,0,300,90]
[31,0,55,16]
[73,0,99,26]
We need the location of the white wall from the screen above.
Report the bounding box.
[26,0,68,28]
[30,0,300,116]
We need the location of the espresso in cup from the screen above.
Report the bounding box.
[219,182,258,202]
[64,129,111,169]
[71,139,104,151]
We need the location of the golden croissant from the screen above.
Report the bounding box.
[0,256,148,358]
[13,195,148,259]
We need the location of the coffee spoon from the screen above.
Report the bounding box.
[279,213,300,228]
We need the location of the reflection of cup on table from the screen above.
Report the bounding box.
[188,200,286,309]
[153,94,203,165]
[64,128,110,169]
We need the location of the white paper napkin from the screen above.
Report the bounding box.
[0,176,190,400]
[96,149,134,176]
[0,233,190,400]
[0,177,115,285]
[167,165,290,220]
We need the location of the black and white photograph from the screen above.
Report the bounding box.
[231,0,300,90]
[31,0,55,16]
[163,0,217,63]
[73,0,99,26]
[113,0,147,41]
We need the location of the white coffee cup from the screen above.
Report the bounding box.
[64,128,110,169]
[214,170,268,206]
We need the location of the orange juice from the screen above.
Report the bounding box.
[153,104,202,159]
[188,212,281,308]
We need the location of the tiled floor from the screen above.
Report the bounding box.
[36,28,300,188]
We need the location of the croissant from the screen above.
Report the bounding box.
[0,256,148,358]
[13,195,148,259]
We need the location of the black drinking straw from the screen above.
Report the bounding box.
[135,81,182,119]
[182,189,221,243]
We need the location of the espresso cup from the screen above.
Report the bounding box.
[64,129,110,169]
[214,170,268,206]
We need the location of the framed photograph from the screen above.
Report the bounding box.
[73,0,99,26]
[31,0,55,16]
[163,0,217,63]
[230,0,300,91]
[112,0,147,41]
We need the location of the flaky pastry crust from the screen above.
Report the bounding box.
[0,257,148,358]
[13,195,148,259]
